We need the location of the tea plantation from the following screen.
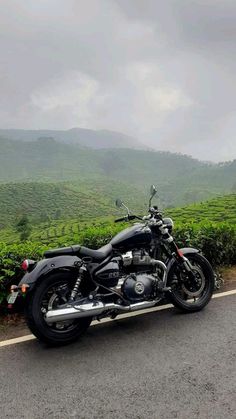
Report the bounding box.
[0,194,236,307]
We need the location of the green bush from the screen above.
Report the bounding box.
[0,222,235,307]
[0,242,47,305]
[174,222,236,266]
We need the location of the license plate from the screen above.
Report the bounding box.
[7,292,19,304]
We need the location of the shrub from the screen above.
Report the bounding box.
[0,221,235,308]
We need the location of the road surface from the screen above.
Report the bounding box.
[0,294,235,419]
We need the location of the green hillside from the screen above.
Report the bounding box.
[1,193,235,246]
[167,194,236,224]
[0,181,147,228]
[0,137,236,208]
[28,193,236,248]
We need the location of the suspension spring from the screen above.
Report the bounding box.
[70,266,86,300]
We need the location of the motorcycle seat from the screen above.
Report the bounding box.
[44,243,112,261]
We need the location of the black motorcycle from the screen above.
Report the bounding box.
[9,185,215,345]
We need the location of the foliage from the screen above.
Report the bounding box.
[0,221,236,307]
[0,180,147,228]
[173,222,236,266]
[166,194,236,224]
[0,242,47,305]
[15,215,32,241]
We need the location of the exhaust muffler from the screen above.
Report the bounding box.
[45,300,156,324]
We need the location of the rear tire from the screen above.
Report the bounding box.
[167,253,215,312]
[25,272,92,346]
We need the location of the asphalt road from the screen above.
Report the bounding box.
[0,295,235,419]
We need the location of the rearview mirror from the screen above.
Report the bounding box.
[150,185,157,197]
[149,185,157,207]
[115,198,123,208]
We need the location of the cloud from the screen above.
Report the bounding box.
[0,0,235,161]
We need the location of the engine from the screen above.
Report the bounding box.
[95,249,165,302]
[121,249,157,302]
[122,249,152,267]
[121,273,155,302]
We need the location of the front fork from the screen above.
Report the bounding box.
[166,241,199,286]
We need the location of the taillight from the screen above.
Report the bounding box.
[21,259,36,272]
[21,260,29,271]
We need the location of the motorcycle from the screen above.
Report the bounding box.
[8,185,215,345]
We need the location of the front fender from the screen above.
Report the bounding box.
[18,255,81,291]
[166,247,200,273]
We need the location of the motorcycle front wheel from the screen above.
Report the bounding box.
[167,253,215,312]
[25,272,92,346]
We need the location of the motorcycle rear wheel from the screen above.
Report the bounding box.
[25,272,92,346]
[168,253,215,312]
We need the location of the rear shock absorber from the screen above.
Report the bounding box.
[70,265,87,301]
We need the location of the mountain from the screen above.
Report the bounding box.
[0,128,145,149]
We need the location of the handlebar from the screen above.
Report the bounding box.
[114,214,142,223]
[114,217,127,223]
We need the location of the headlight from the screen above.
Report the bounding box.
[163,217,174,231]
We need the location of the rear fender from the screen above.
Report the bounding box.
[18,255,81,291]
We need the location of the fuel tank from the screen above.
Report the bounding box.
[111,224,152,251]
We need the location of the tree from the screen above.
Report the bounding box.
[16,215,32,241]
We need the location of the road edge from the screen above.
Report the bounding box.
[0,288,235,348]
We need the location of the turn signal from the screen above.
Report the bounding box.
[21,284,29,293]
[177,249,184,257]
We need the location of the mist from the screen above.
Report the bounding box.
[0,0,236,161]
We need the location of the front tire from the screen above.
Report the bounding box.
[25,272,92,346]
[167,253,215,312]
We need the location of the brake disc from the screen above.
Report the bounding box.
[181,265,205,297]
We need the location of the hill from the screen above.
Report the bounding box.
[0,181,147,228]
[167,194,236,224]
[0,128,145,149]
[0,137,236,208]
[1,193,235,248]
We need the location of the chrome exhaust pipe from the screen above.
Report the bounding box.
[45,300,156,324]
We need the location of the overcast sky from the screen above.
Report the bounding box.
[0,0,235,161]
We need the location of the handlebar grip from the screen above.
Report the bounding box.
[114,217,126,223]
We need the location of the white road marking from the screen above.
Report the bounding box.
[0,288,235,348]
[0,334,35,347]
